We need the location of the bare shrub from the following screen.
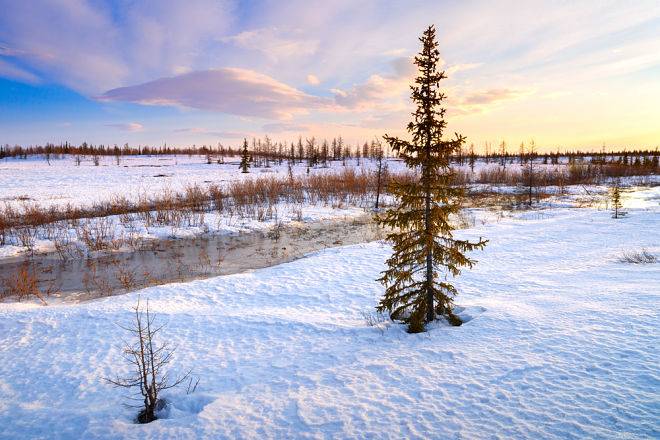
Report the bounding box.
[1,262,51,304]
[0,210,7,246]
[116,267,138,291]
[453,210,476,229]
[360,310,389,335]
[208,184,224,213]
[105,297,191,423]
[196,247,212,275]
[15,225,37,252]
[618,249,657,264]
[290,207,303,222]
[76,217,116,252]
[52,227,75,261]
[82,260,113,296]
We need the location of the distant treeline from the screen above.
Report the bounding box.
[1,138,658,168]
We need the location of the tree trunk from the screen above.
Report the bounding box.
[424,147,434,323]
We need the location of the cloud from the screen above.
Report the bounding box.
[306,74,320,85]
[262,122,310,133]
[173,127,245,138]
[100,68,330,119]
[460,88,528,105]
[445,63,482,76]
[0,59,40,84]
[0,0,233,93]
[449,88,533,115]
[382,48,407,57]
[105,122,144,132]
[332,56,415,110]
[221,28,319,60]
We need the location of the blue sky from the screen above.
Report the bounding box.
[1,0,659,151]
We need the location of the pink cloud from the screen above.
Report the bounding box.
[100,68,330,119]
[446,88,533,115]
[173,127,245,138]
[105,122,144,132]
[262,122,310,133]
[332,56,415,110]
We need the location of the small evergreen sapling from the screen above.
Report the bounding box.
[239,138,251,173]
[611,179,624,218]
[376,25,487,333]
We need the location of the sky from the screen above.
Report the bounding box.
[1,0,659,153]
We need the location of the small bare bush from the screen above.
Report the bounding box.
[618,249,657,264]
[360,310,389,335]
[105,297,191,424]
[76,218,116,252]
[1,262,51,304]
[82,260,113,296]
[116,267,138,291]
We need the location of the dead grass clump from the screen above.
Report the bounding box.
[208,184,224,212]
[1,262,51,304]
[618,249,657,264]
[116,267,138,291]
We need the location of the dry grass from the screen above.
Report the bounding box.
[618,249,657,264]
[0,162,657,260]
[1,262,53,304]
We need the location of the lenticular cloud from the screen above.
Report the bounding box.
[100,67,329,119]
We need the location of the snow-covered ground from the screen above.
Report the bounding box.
[0,154,586,210]
[5,154,654,260]
[0,155,403,210]
[0,187,657,439]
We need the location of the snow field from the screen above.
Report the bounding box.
[0,187,658,439]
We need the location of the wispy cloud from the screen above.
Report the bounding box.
[0,0,233,93]
[221,27,319,61]
[449,88,534,115]
[445,63,482,76]
[105,122,144,132]
[100,68,331,119]
[173,127,245,138]
[262,122,310,133]
[332,56,415,110]
[0,58,40,83]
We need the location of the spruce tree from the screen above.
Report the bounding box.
[239,138,251,173]
[376,25,487,333]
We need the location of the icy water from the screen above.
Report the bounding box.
[0,214,383,302]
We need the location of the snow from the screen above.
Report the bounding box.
[0,186,658,439]
[0,155,402,210]
[4,155,656,261]
[1,154,617,211]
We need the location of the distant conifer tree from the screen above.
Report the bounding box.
[376,25,487,333]
[239,138,251,173]
[611,179,623,218]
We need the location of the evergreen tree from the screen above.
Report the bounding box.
[376,25,487,333]
[611,179,623,219]
[239,138,251,173]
